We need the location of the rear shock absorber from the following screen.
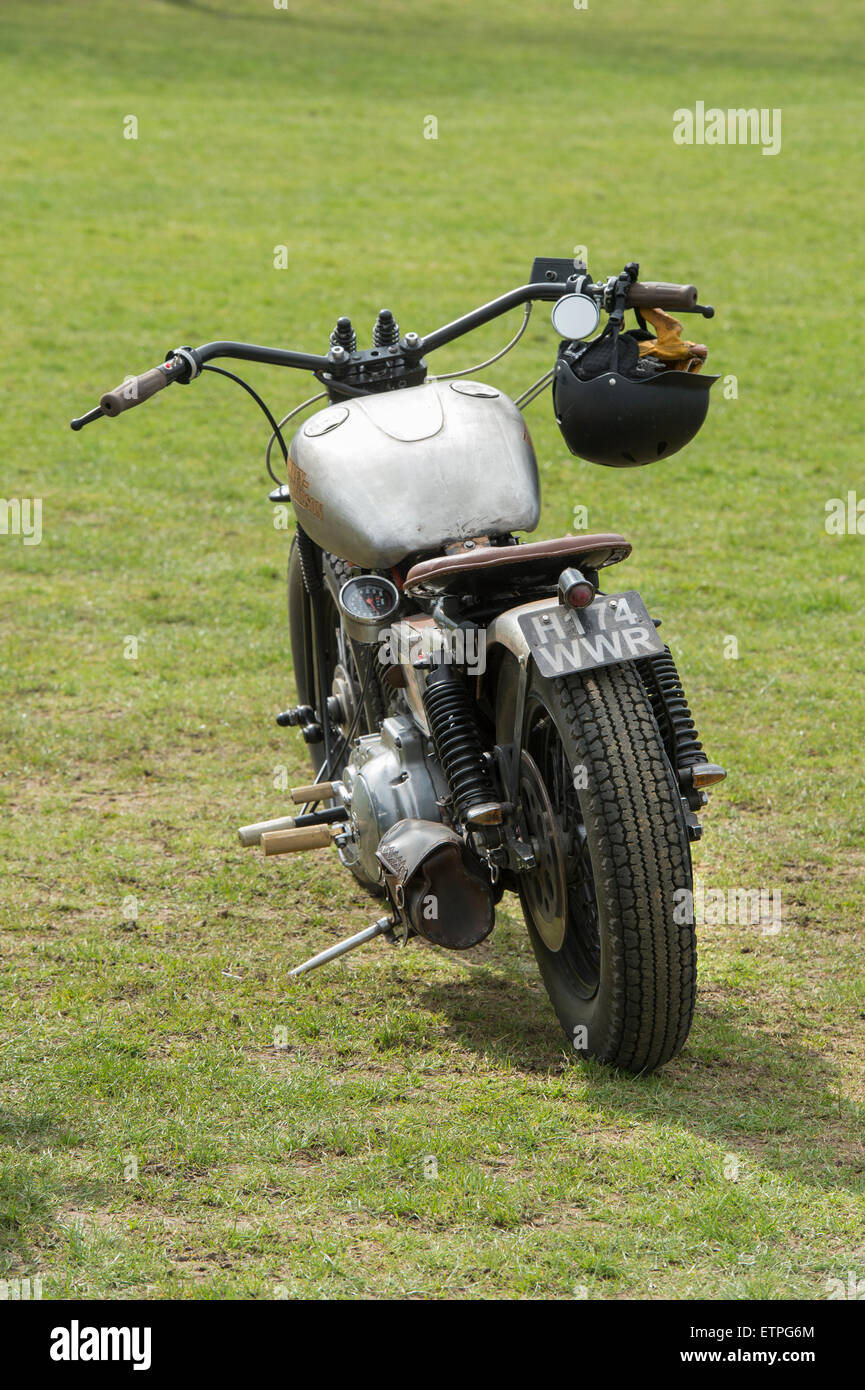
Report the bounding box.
[636,646,725,805]
[422,666,501,828]
[638,645,704,768]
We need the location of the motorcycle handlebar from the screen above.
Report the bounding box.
[100,364,176,417]
[71,359,188,430]
[69,267,713,430]
[69,341,333,430]
[626,281,699,311]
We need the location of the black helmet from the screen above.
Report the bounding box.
[553,323,718,468]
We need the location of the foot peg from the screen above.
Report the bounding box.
[261,825,337,857]
[238,813,301,847]
[289,916,396,978]
[290,781,337,804]
[276,704,313,728]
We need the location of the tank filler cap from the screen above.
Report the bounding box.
[449,381,499,398]
[303,405,350,437]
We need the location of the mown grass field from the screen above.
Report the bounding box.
[1,0,863,1299]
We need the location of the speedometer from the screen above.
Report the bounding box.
[338,574,401,642]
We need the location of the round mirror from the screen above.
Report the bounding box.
[551,293,600,341]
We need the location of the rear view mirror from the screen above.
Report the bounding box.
[551,293,600,341]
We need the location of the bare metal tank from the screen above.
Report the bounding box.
[287,379,540,567]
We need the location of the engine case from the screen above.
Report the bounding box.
[341,714,446,887]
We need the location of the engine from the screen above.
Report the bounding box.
[340,714,446,888]
[339,713,494,949]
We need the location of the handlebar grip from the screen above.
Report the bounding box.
[626,281,699,311]
[100,365,171,417]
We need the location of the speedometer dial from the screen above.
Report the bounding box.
[338,574,401,642]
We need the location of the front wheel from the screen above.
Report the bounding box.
[497,657,696,1073]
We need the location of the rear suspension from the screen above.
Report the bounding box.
[636,646,726,813]
[422,666,501,828]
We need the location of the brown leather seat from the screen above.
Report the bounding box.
[404,533,631,598]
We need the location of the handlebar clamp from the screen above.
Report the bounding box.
[167,346,201,382]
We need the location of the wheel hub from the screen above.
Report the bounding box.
[518,750,568,952]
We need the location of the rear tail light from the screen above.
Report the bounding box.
[558,566,596,610]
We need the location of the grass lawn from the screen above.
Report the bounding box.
[1,0,863,1299]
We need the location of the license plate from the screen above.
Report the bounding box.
[517,591,664,679]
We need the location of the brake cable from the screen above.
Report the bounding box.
[264,389,328,484]
[200,363,289,485]
[431,302,532,380]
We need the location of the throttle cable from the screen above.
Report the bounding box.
[200,363,289,485]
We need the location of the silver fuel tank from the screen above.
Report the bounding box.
[287,379,540,567]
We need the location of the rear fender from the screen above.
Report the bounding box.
[485,596,559,667]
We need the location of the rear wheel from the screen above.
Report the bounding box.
[498,656,696,1073]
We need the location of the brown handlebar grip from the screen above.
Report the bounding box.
[626,282,699,311]
[100,366,170,417]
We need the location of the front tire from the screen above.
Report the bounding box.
[498,656,696,1073]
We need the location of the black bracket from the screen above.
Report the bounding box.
[530,256,588,289]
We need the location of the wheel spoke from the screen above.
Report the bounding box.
[522,697,600,998]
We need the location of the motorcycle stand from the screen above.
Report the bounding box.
[288,916,397,978]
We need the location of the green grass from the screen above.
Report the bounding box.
[1,0,863,1299]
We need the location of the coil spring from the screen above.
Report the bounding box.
[422,667,498,821]
[295,524,323,596]
[331,316,357,352]
[637,645,705,771]
[373,308,400,347]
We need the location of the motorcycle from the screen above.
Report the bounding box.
[71,253,726,1073]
